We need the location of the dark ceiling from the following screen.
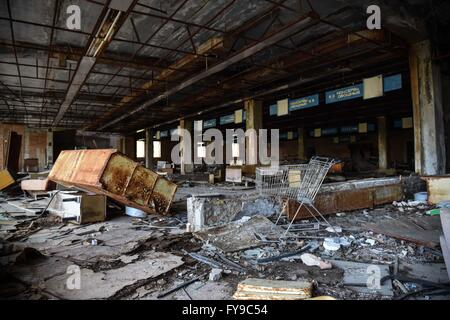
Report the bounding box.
[0,0,449,133]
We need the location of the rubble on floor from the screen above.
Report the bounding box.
[1,179,450,301]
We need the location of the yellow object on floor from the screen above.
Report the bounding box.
[307,296,337,300]
[0,169,15,190]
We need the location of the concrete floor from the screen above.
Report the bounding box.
[1,186,449,301]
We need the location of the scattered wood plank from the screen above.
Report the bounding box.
[363,216,441,248]
[233,278,313,300]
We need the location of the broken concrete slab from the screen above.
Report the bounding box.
[187,194,243,232]
[233,278,313,300]
[194,215,286,253]
[7,256,73,285]
[398,262,449,284]
[330,260,393,297]
[43,251,184,300]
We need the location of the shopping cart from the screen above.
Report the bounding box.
[256,157,339,237]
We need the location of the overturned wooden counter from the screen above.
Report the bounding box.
[48,149,177,215]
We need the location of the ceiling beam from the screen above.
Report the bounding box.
[52,0,138,126]
[98,12,319,130]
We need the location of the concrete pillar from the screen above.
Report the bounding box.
[123,135,136,160]
[410,40,446,175]
[180,119,194,174]
[145,129,154,169]
[245,99,263,165]
[298,128,306,161]
[46,129,53,168]
[377,116,388,170]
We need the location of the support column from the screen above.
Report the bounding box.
[298,128,306,161]
[145,129,154,169]
[410,40,446,175]
[245,99,263,165]
[46,129,53,168]
[377,116,388,170]
[180,119,194,174]
[123,135,136,160]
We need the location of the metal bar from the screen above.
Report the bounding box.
[100,13,317,129]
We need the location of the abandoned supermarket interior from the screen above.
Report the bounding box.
[1,0,450,303]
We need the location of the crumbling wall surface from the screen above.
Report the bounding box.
[187,195,280,232]
[402,175,427,199]
[187,195,243,232]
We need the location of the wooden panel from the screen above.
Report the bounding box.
[49,149,116,187]
[364,216,441,248]
[49,149,177,215]
[0,169,14,190]
[5,131,22,173]
[422,177,450,205]
[234,278,312,300]
[336,188,373,211]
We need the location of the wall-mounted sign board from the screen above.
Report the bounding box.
[326,84,364,104]
[340,125,359,134]
[220,114,235,125]
[289,94,319,111]
[277,99,289,116]
[269,104,277,116]
[204,119,217,129]
[235,109,243,124]
[364,75,383,100]
[160,130,169,138]
[384,74,402,92]
[322,128,339,136]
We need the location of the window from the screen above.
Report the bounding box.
[153,141,161,158]
[136,140,145,158]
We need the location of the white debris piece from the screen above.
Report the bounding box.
[300,253,332,270]
[209,268,223,281]
[326,226,342,233]
[323,237,352,251]
[323,239,341,251]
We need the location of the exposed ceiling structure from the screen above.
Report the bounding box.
[1,0,449,133]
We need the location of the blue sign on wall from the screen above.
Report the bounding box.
[269,104,277,116]
[220,114,235,125]
[340,125,359,134]
[326,84,364,104]
[170,129,178,137]
[204,119,217,129]
[289,94,319,111]
[384,74,402,92]
[322,128,339,136]
[160,130,169,138]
